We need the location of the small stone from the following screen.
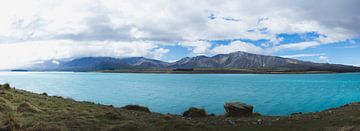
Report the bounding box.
[257,119,263,124]
[227,120,235,125]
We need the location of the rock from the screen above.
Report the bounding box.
[225,119,235,125]
[182,107,208,117]
[224,102,253,117]
[291,112,303,116]
[17,102,41,113]
[121,105,150,113]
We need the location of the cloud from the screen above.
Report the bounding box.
[178,41,212,55]
[319,56,330,63]
[281,53,325,58]
[0,0,359,43]
[269,41,321,53]
[0,0,359,68]
[180,40,323,56]
[0,40,168,69]
[211,41,264,54]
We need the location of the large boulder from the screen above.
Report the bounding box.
[120,105,150,113]
[224,102,253,117]
[183,107,208,117]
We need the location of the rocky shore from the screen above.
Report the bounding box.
[1,83,360,131]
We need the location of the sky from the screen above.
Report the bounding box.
[0,0,359,69]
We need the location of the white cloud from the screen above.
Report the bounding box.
[179,41,212,55]
[282,53,324,58]
[0,40,168,69]
[0,0,359,43]
[0,0,359,69]
[180,40,323,56]
[319,56,330,63]
[269,41,321,53]
[211,41,264,55]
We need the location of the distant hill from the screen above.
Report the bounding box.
[29,57,169,71]
[27,51,360,73]
[170,51,360,72]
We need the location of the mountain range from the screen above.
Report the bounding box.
[27,51,360,73]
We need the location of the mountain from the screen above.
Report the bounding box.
[170,51,359,72]
[27,51,360,72]
[30,57,169,71]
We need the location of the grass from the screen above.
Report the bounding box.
[1,83,360,130]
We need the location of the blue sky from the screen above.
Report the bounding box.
[0,0,359,69]
[161,34,360,66]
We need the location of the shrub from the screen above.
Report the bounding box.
[120,105,150,112]
[2,83,11,90]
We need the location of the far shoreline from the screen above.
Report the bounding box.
[5,69,360,74]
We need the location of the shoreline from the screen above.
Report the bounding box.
[2,84,360,130]
[5,70,360,74]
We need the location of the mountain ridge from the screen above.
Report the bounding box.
[26,51,360,73]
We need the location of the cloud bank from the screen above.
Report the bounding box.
[0,0,359,69]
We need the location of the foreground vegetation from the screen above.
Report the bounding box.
[1,83,360,131]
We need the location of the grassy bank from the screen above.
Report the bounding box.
[1,83,360,131]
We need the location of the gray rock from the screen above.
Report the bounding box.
[224,102,253,117]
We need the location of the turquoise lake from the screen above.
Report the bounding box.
[1,72,360,116]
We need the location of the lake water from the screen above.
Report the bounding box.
[1,72,360,116]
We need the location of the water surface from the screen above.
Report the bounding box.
[1,72,360,116]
